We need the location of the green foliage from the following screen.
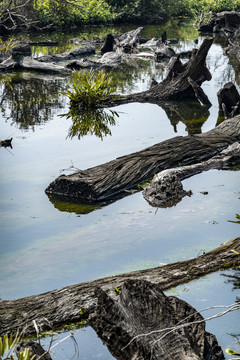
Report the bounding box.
[0,331,35,360]
[0,37,17,54]
[64,69,118,109]
[186,0,240,19]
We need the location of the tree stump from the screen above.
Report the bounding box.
[217,82,240,118]
[89,279,225,360]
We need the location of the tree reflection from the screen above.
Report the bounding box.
[161,100,210,134]
[0,73,68,130]
[63,105,119,140]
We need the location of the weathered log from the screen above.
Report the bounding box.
[0,237,239,337]
[0,42,71,74]
[143,142,240,207]
[89,279,224,360]
[45,115,240,203]
[36,43,96,63]
[199,11,240,35]
[217,82,240,118]
[115,27,143,53]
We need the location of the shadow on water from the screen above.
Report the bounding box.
[62,105,119,141]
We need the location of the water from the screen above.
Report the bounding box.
[0,20,239,358]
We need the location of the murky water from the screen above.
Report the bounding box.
[0,20,239,359]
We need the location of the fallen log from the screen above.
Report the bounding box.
[143,142,240,208]
[112,37,213,106]
[0,43,71,74]
[89,279,224,360]
[36,43,96,63]
[45,115,240,203]
[0,237,239,337]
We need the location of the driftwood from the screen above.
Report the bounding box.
[0,237,239,337]
[199,11,240,35]
[217,82,240,118]
[143,142,240,208]
[115,27,143,53]
[36,43,96,63]
[45,115,240,203]
[89,279,224,360]
[0,43,70,74]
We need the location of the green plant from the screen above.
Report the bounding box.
[64,69,118,109]
[0,37,17,55]
[0,331,35,360]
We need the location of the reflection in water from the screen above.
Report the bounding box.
[63,105,119,140]
[0,73,68,130]
[162,100,210,134]
[47,193,102,215]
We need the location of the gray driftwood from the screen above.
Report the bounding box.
[45,115,240,203]
[0,237,239,337]
[143,142,240,207]
[89,279,224,360]
[0,43,70,74]
[36,43,96,63]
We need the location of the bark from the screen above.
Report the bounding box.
[0,237,239,337]
[89,279,224,360]
[143,142,240,208]
[45,115,240,203]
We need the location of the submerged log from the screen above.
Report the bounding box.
[0,237,239,337]
[45,115,240,203]
[143,142,240,208]
[89,279,224,360]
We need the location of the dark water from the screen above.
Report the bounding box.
[0,20,239,359]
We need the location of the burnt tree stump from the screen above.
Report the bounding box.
[89,279,225,360]
[217,82,240,118]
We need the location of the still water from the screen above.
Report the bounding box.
[0,20,239,358]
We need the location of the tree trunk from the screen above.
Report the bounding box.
[89,279,224,360]
[45,115,240,203]
[114,37,213,105]
[0,237,239,337]
[143,142,240,208]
